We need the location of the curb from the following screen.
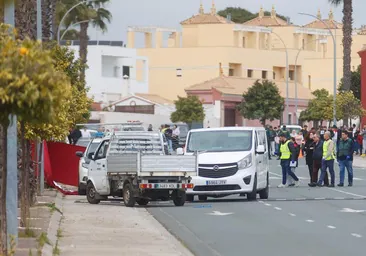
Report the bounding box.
[41,193,64,256]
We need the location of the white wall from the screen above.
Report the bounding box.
[68,45,149,102]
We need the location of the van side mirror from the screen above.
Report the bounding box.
[256,145,265,154]
[87,152,94,159]
[75,151,83,158]
[176,148,184,155]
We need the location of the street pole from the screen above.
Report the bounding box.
[60,20,91,42]
[4,0,18,247]
[299,12,337,126]
[271,31,289,125]
[294,38,324,124]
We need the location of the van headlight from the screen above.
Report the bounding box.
[238,154,252,169]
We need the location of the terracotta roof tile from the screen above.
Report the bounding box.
[134,93,173,105]
[185,76,312,100]
[181,13,234,25]
[304,19,342,29]
[243,16,288,27]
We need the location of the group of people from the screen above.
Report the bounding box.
[159,124,181,153]
[272,125,356,188]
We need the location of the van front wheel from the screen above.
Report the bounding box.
[259,173,269,199]
[86,183,100,204]
[247,175,257,201]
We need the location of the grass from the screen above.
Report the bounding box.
[19,228,36,238]
[37,232,51,256]
[52,243,60,256]
[46,202,62,214]
[56,229,63,239]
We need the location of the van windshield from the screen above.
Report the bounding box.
[187,130,252,152]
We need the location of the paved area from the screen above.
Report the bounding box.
[145,158,366,256]
[58,196,193,256]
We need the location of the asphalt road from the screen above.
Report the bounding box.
[146,159,366,256]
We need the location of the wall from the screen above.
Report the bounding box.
[68,45,149,103]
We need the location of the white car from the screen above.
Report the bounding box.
[75,138,103,195]
[184,127,269,201]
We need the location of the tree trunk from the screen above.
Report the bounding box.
[342,0,353,91]
[79,22,89,83]
[0,124,9,255]
[42,0,52,41]
[0,1,4,23]
[50,0,57,40]
[20,122,27,228]
[15,0,37,40]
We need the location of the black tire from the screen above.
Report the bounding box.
[198,195,207,201]
[186,195,194,202]
[173,191,186,206]
[86,183,100,204]
[259,173,269,200]
[247,175,257,201]
[123,183,136,207]
[78,184,86,196]
[136,198,149,206]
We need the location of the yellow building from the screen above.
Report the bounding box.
[126,3,365,125]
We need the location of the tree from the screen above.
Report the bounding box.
[0,24,71,253]
[339,65,361,100]
[15,0,37,39]
[336,91,365,127]
[238,80,284,126]
[299,89,333,124]
[217,7,289,23]
[329,0,353,92]
[56,0,112,82]
[171,96,205,127]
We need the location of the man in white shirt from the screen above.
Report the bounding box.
[81,128,91,138]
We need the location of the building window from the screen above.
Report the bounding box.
[288,114,292,125]
[289,70,294,80]
[247,69,253,78]
[242,37,246,48]
[176,68,182,77]
[302,39,305,50]
[308,75,311,89]
[273,72,276,79]
[229,69,234,76]
[123,66,130,77]
[113,66,120,78]
[262,71,267,79]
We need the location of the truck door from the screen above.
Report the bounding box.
[88,140,110,194]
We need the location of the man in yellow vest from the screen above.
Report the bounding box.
[277,133,300,188]
[317,131,335,187]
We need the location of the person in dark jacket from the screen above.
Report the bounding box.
[337,131,354,187]
[70,126,82,145]
[309,133,329,187]
[277,133,300,188]
[303,132,315,184]
[287,136,301,186]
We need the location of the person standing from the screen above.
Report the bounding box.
[361,125,366,156]
[301,125,308,139]
[81,127,91,138]
[269,126,276,157]
[304,132,315,184]
[287,136,301,186]
[274,127,280,158]
[281,125,291,139]
[337,131,354,187]
[277,133,300,188]
[164,124,173,154]
[148,124,153,131]
[172,125,180,151]
[309,134,329,187]
[317,131,335,187]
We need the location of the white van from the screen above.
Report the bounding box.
[184,127,269,201]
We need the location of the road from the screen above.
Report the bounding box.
[146,159,366,256]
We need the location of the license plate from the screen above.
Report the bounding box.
[206,180,226,185]
[157,184,177,189]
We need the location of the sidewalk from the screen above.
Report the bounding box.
[353,155,366,168]
[58,196,194,256]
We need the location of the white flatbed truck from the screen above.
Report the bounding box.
[86,131,197,207]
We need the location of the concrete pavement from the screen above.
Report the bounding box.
[146,159,366,256]
[58,196,194,256]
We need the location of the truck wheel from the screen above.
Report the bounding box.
[173,191,186,206]
[259,173,269,200]
[86,183,100,204]
[136,198,149,206]
[247,175,257,201]
[186,195,194,202]
[198,195,207,201]
[123,183,136,207]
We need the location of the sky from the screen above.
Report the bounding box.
[88,0,366,43]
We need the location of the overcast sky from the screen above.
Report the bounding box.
[89,0,366,43]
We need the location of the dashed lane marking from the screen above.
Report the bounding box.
[327,225,336,229]
[306,219,315,223]
[351,233,362,238]
[289,213,296,217]
[274,207,282,211]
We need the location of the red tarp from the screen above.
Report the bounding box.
[43,141,86,195]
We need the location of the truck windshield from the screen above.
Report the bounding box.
[187,130,252,152]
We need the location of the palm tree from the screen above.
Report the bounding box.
[329,0,353,91]
[57,0,112,82]
[15,0,37,39]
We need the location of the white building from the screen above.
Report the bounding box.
[66,41,149,103]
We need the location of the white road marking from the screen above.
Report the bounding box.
[207,211,233,216]
[353,178,363,181]
[258,201,264,203]
[17,217,42,220]
[18,227,42,230]
[327,187,366,198]
[274,207,282,211]
[314,198,326,200]
[270,172,281,177]
[306,220,314,223]
[340,208,366,213]
[275,199,287,201]
[327,225,336,229]
[295,198,306,201]
[351,233,362,238]
[289,213,296,217]
[269,177,281,180]
[334,197,345,200]
[264,203,272,206]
